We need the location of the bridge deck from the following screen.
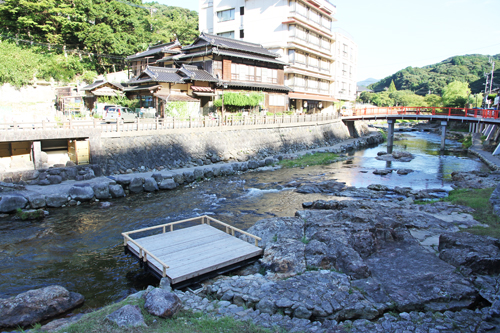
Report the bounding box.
[123,216,262,287]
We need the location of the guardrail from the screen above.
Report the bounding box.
[351,106,500,119]
[0,113,340,133]
[122,215,262,278]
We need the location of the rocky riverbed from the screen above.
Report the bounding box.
[3,128,500,332]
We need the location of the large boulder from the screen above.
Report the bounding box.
[0,285,84,328]
[0,194,28,212]
[144,288,181,318]
[438,232,500,275]
[92,183,110,199]
[106,304,146,328]
[27,194,46,209]
[159,179,177,190]
[45,194,68,207]
[68,184,94,201]
[109,184,125,198]
[129,177,144,193]
[144,178,158,192]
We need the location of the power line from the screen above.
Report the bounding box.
[0,34,126,60]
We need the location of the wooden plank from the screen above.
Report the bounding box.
[126,223,263,284]
[154,236,255,267]
[11,141,31,156]
[129,224,221,250]
[128,230,229,255]
[166,250,262,284]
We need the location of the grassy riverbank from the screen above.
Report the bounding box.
[54,297,272,333]
[445,188,500,238]
[278,152,340,168]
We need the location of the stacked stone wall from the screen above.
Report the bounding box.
[100,120,356,175]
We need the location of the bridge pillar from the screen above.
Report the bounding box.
[440,121,447,151]
[32,141,43,169]
[387,119,395,154]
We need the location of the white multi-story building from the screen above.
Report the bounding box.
[331,29,357,106]
[199,0,357,113]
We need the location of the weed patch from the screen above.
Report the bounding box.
[278,152,340,168]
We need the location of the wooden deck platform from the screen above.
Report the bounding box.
[122,216,262,288]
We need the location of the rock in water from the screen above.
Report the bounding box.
[144,288,181,318]
[0,285,84,328]
[106,304,146,327]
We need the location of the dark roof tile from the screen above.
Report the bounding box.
[126,40,182,61]
[183,33,280,58]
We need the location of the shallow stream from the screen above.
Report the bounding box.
[0,131,489,310]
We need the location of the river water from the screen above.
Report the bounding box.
[0,131,489,310]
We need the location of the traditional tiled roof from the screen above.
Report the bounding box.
[222,81,292,92]
[182,33,280,58]
[158,49,287,66]
[124,84,162,92]
[126,40,182,61]
[178,64,219,82]
[82,80,123,91]
[127,65,217,84]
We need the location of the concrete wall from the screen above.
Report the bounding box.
[98,120,360,175]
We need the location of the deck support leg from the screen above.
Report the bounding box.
[32,141,42,170]
[387,120,395,154]
[440,121,447,151]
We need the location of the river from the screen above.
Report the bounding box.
[0,131,489,310]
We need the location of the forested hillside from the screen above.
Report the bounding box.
[369,54,500,95]
[0,0,198,86]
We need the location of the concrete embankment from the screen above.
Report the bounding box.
[0,129,383,213]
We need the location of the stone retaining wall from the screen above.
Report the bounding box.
[99,120,366,176]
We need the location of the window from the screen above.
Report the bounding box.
[309,32,319,46]
[255,67,262,82]
[289,0,296,11]
[240,6,244,15]
[308,56,318,68]
[320,80,329,92]
[296,1,307,17]
[213,61,222,70]
[240,29,244,38]
[309,10,320,24]
[270,95,286,106]
[296,52,306,64]
[217,9,235,22]
[321,59,329,71]
[321,16,331,30]
[321,38,330,50]
[308,79,318,89]
[231,63,239,80]
[217,31,234,38]
[294,75,305,87]
[265,69,278,83]
[288,49,295,63]
[246,65,255,81]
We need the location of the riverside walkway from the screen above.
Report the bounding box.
[122,216,262,288]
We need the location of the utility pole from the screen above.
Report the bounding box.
[489,57,495,95]
[483,73,490,107]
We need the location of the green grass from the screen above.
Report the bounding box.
[57,297,274,333]
[459,135,472,149]
[443,188,500,238]
[278,152,340,168]
[378,129,387,141]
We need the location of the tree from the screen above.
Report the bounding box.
[388,80,397,92]
[424,94,442,107]
[442,81,471,107]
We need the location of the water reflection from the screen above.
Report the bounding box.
[0,132,489,309]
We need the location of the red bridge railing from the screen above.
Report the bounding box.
[351,106,500,119]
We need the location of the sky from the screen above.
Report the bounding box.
[153,0,500,82]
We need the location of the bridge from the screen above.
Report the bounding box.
[345,106,500,153]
